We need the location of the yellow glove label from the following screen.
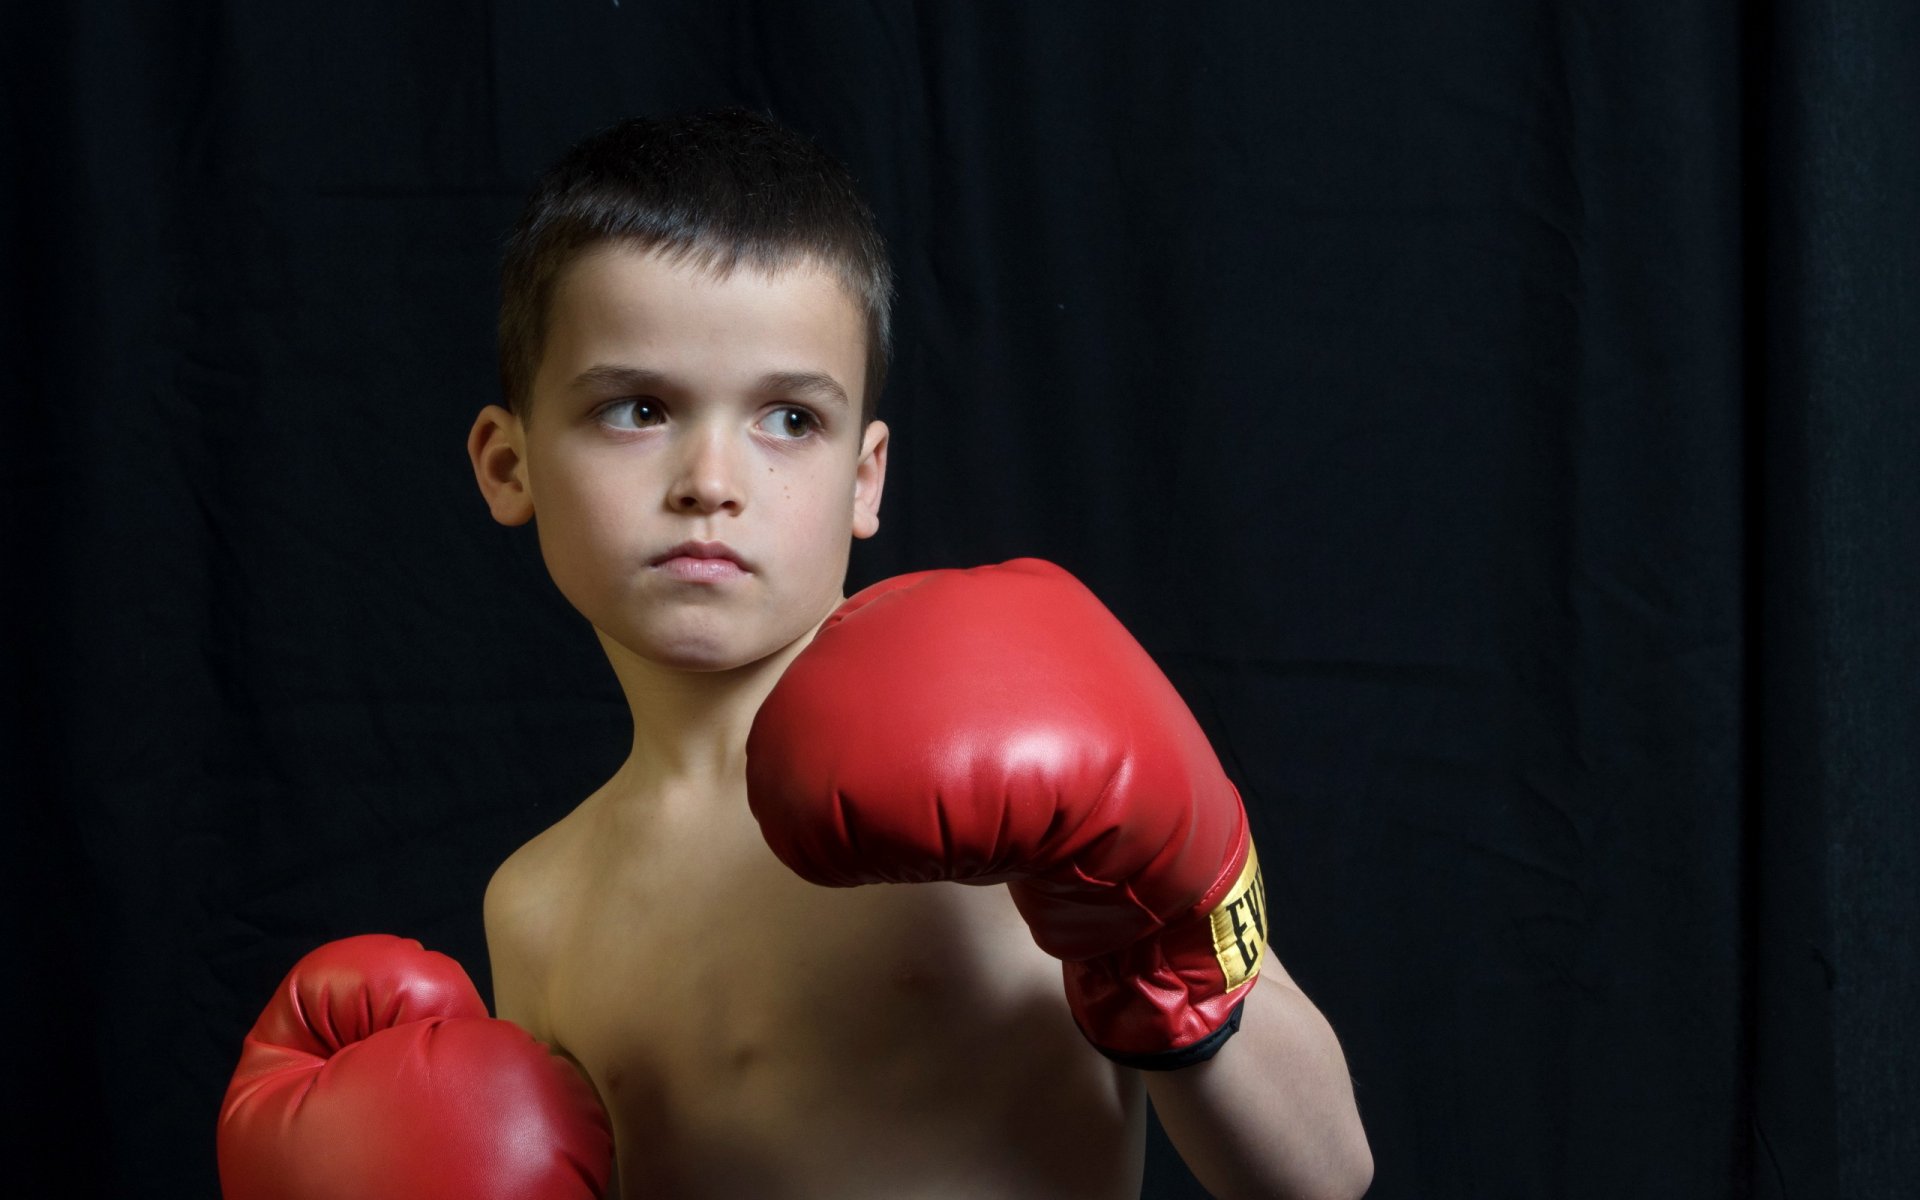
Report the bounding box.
[1208,842,1267,990]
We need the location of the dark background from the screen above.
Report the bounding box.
[4,1,1915,1197]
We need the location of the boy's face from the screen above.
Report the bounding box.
[470,244,887,673]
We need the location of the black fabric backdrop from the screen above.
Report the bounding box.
[3,2,1915,1197]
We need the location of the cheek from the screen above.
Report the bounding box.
[536,477,641,576]
[777,471,857,541]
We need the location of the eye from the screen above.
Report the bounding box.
[598,398,666,431]
[757,406,819,440]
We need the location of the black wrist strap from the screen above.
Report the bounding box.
[1094,996,1246,1072]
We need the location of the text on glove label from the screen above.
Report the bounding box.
[1208,842,1267,991]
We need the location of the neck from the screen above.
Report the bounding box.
[591,612,834,803]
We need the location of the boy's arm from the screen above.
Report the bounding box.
[1144,960,1372,1200]
[748,562,1372,1196]
[485,847,624,1196]
[482,854,546,1032]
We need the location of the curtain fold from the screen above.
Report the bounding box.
[1751,2,1920,1195]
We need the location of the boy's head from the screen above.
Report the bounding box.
[470,108,893,676]
[499,108,893,425]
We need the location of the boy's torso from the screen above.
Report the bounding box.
[489,780,1146,1200]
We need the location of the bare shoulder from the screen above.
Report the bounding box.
[484,809,593,1035]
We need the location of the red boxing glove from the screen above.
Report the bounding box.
[217,934,612,1200]
[747,559,1268,1069]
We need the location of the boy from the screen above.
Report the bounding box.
[220,109,1371,1199]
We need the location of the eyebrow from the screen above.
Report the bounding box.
[569,364,671,394]
[758,370,852,409]
[568,363,851,409]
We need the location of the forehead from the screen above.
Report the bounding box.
[537,245,866,399]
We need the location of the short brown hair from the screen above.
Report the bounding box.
[499,108,894,424]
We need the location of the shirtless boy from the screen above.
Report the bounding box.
[217,109,1371,1200]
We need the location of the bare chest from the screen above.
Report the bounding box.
[542,823,1143,1198]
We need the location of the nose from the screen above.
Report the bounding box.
[668,422,745,515]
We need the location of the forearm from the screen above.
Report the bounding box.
[1144,971,1372,1200]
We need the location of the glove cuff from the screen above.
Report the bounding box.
[1061,837,1268,1070]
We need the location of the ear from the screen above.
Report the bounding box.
[467,404,534,526]
[850,419,889,540]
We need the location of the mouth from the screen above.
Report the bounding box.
[650,540,751,579]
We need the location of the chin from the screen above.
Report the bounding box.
[620,624,806,675]
[658,646,765,673]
